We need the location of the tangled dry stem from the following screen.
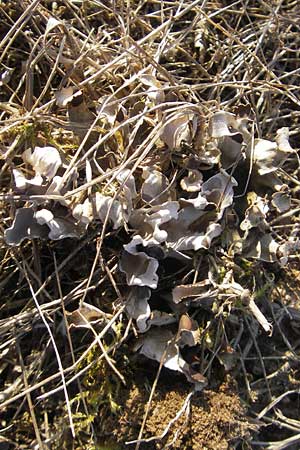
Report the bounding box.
[1,1,300,449]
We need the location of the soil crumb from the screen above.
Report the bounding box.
[100,376,251,449]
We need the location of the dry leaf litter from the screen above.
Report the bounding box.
[1,1,300,449]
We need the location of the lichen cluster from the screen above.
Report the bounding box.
[1,1,300,448]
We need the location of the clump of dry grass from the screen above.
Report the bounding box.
[1,1,300,449]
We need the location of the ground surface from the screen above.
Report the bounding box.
[1,1,300,449]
